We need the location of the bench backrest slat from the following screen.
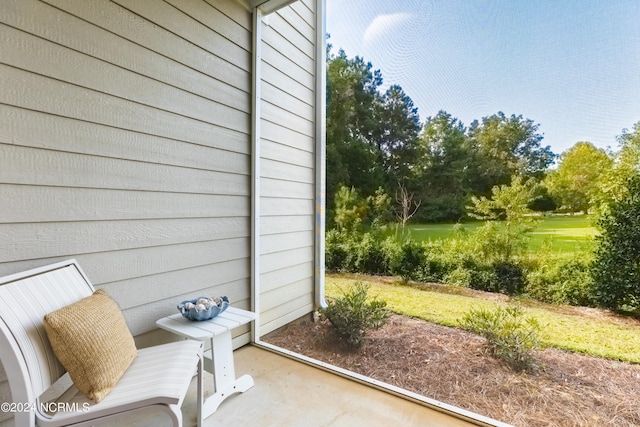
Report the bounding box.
[0,260,94,404]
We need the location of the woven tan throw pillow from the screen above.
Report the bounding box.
[44,289,138,402]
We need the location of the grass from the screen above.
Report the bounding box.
[406,215,597,254]
[527,215,597,253]
[326,273,640,363]
[407,221,483,241]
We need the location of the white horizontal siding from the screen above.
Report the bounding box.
[261,232,314,254]
[260,248,314,275]
[39,0,252,91]
[0,185,248,223]
[114,0,251,70]
[261,158,314,182]
[0,145,249,194]
[261,117,314,148]
[0,24,250,133]
[1,65,248,151]
[260,197,314,216]
[1,105,249,167]
[262,9,314,73]
[0,0,259,418]
[0,0,254,375]
[258,0,317,336]
[261,293,314,333]
[262,60,314,100]
[261,215,313,235]
[0,0,321,413]
[1,218,249,262]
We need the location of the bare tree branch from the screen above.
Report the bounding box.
[395,183,421,230]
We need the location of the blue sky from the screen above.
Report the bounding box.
[326,0,640,155]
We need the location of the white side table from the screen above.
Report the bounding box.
[156,307,256,419]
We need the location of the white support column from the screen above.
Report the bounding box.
[315,0,328,309]
[250,7,263,342]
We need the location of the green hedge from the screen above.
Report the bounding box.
[326,227,598,305]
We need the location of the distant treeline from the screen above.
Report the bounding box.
[326,45,640,225]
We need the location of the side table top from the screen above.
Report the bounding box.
[156,306,256,340]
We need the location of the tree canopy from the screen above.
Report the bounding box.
[591,122,640,215]
[324,46,639,227]
[412,111,473,221]
[467,113,556,195]
[326,47,421,220]
[545,141,613,214]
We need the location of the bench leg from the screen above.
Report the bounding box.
[202,330,254,418]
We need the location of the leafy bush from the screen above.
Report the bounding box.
[591,174,640,311]
[389,238,426,281]
[490,261,527,295]
[325,228,429,281]
[367,187,394,226]
[526,256,595,306]
[425,234,476,279]
[444,266,473,287]
[325,228,384,274]
[325,209,597,307]
[467,176,538,262]
[420,255,448,283]
[469,221,532,263]
[333,186,368,231]
[460,305,541,372]
[325,228,349,272]
[468,263,495,291]
[353,231,389,275]
[320,283,391,346]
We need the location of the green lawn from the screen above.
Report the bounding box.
[527,215,597,253]
[326,274,640,363]
[406,215,597,254]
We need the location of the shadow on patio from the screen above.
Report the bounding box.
[119,345,507,427]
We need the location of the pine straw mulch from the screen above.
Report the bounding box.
[262,313,640,427]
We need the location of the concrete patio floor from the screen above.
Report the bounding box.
[119,344,505,427]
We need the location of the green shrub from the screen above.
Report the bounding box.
[333,186,368,231]
[320,282,391,346]
[526,256,595,306]
[325,228,430,280]
[325,209,596,307]
[325,228,348,272]
[490,261,527,295]
[389,239,426,281]
[353,232,389,275]
[469,221,532,263]
[325,228,370,273]
[591,174,640,311]
[420,255,448,283]
[325,228,395,276]
[444,266,473,287]
[440,256,495,292]
[460,305,541,372]
[426,237,474,278]
[468,264,495,291]
[443,260,527,295]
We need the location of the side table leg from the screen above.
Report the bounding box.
[202,329,254,418]
[202,374,254,417]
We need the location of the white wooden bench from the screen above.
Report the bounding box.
[0,259,204,427]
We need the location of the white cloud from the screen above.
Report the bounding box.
[363,13,415,46]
